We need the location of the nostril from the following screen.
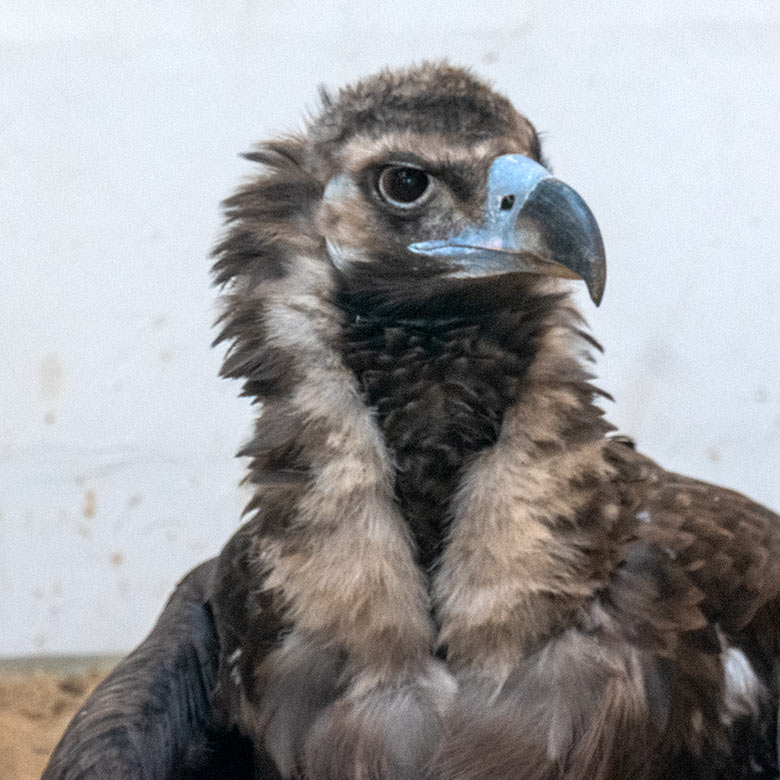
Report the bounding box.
[500,195,515,211]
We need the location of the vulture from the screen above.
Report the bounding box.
[44,63,780,780]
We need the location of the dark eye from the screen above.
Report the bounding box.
[377,166,431,208]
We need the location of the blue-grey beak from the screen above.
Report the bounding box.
[408,155,606,305]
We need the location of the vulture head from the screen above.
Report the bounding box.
[215,63,604,326]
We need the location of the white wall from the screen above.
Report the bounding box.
[1,0,779,656]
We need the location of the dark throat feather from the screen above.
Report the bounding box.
[337,290,574,570]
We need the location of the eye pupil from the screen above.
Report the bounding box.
[379,166,430,206]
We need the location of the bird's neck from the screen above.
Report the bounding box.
[338,303,535,570]
[223,256,622,691]
[337,292,612,572]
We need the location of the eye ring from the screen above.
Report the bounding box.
[377,165,432,209]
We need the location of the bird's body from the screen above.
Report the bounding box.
[44,64,780,780]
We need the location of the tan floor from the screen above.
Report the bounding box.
[0,670,104,780]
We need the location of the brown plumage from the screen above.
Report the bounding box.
[44,63,780,780]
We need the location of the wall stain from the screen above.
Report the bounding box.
[38,353,64,424]
[706,446,721,463]
[110,552,124,567]
[83,489,97,519]
[38,354,64,400]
